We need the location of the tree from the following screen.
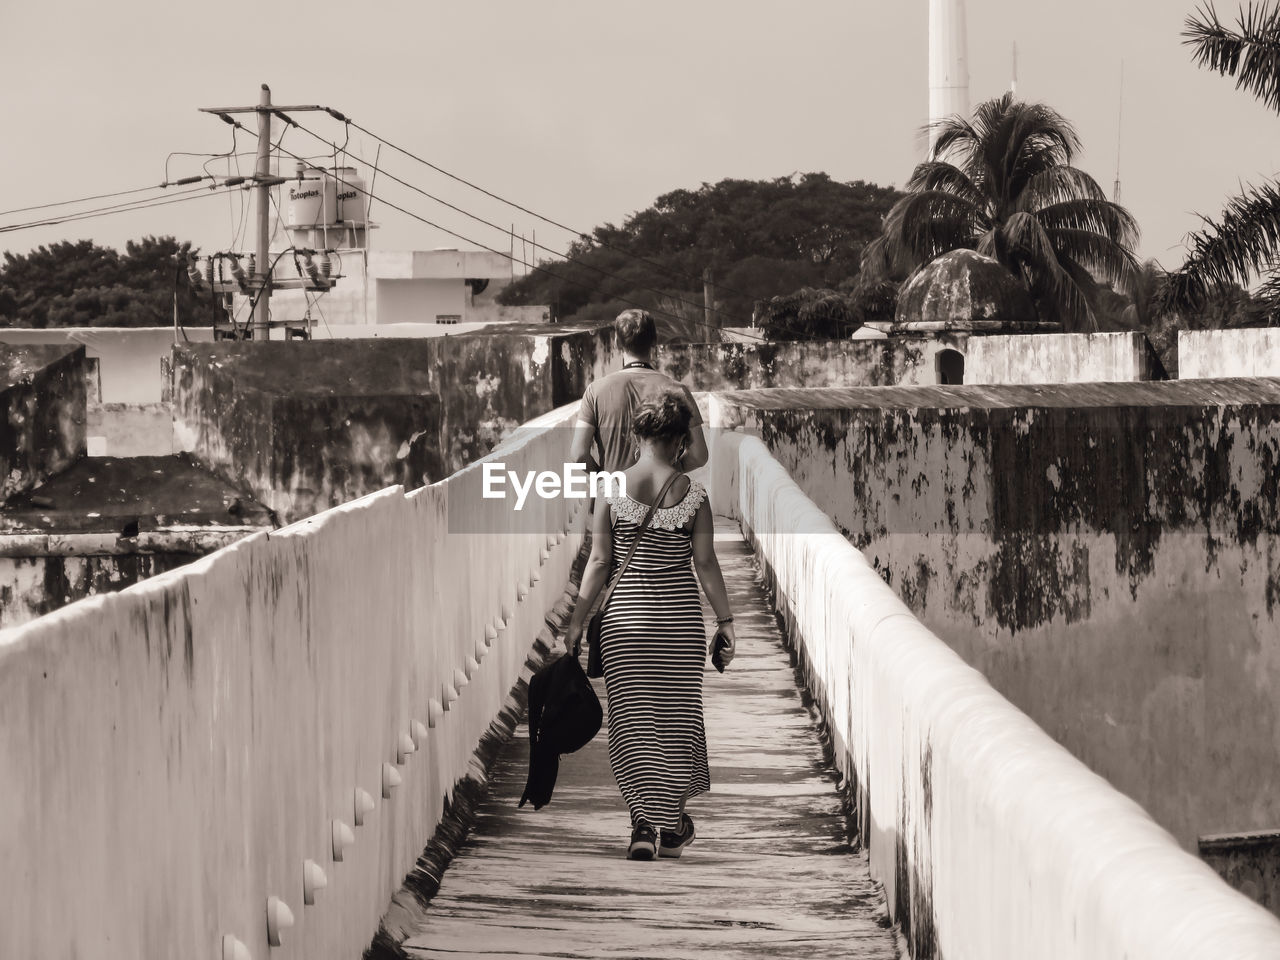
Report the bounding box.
[1093,258,1265,374]
[756,288,860,340]
[499,174,902,338]
[1166,3,1280,315]
[866,94,1139,331]
[0,236,207,328]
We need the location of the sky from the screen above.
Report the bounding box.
[4,0,1279,271]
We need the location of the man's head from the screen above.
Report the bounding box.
[615,308,657,357]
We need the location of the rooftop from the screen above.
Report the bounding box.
[0,454,273,536]
[717,378,1280,412]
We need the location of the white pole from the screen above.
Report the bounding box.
[928,0,970,156]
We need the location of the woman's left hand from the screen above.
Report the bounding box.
[712,622,736,668]
[564,621,584,655]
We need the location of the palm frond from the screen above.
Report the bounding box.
[906,161,988,210]
[1169,178,1280,306]
[1254,268,1280,319]
[1041,226,1141,288]
[1001,211,1071,278]
[1004,100,1080,169]
[1035,199,1140,249]
[1054,255,1106,332]
[882,190,986,266]
[1184,2,1280,113]
[1017,166,1110,211]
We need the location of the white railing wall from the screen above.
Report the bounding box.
[0,403,586,960]
[713,431,1280,960]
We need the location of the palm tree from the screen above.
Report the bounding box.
[1169,3,1280,312]
[868,93,1139,331]
[1120,260,1171,331]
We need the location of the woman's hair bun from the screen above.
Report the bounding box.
[632,388,693,442]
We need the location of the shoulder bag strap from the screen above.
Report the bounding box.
[597,471,683,612]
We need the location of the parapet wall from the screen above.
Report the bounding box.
[718,381,1280,854]
[653,338,946,390]
[712,431,1280,959]
[0,403,587,960]
[0,343,86,499]
[652,331,1161,392]
[1179,328,1280,379]
[963,330,1164,383]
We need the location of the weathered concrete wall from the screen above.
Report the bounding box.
[1180,329,1280,379]
[648,332,1161,394]
[0,402,586,960]
[0,327,214,403]
[0,344,86,500]
[0,454,274,628]
[1201,831,1280,916]
[171,327,612,523]
[652,338,950,390]
[719,381,1280,857]
[713,431,1280,959]
[0,551,204,629]
[964,331,1164,383]
[87,402,176,456]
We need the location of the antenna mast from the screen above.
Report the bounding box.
[1113,61,1125,204]
[1011,42,1018,96]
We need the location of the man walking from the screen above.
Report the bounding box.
[570,309,708,474]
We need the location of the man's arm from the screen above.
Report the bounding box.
[569,387,599,471]
[681,422,709,471]
[570,420,598,472]
[678,385,708,471]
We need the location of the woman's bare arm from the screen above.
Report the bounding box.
[691,500,732,620]
[565,498,615,650]
[691,499,736,665]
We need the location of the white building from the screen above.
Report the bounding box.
[265,248,551,330]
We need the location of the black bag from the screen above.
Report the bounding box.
[519,651,602,809]
[580,473,682,679]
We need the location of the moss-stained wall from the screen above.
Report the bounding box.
[722,380,1280,853]
[0,344,85,499]
[172,327,612,523]
[651,332,1161,393]
[653,337,949,391]
[0,553,199,629]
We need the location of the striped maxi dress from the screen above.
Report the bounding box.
[600,480,711,832]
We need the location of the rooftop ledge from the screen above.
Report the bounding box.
[715,377,1280,412]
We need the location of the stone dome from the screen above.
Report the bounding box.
[894,249,1038,329]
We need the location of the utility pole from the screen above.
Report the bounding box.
[703,266,716,332]
[253,84,273,340]
[199,86,336,340]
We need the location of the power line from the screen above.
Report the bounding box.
[0,183,173,219]
[237,116,760,341]
[0,183,238,235]
[343,116,789,313]
[335,114,829,340]
[281,117,761,340]
[0,183,223,233]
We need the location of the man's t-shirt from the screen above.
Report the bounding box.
[577,367,703,474]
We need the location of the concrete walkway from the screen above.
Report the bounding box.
[403,529,900,960]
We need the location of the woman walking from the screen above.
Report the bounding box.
[565,389,736,861]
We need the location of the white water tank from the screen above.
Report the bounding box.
[285,167,337,229]
[333,167,368,226]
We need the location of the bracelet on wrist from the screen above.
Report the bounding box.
[716,615,734,625]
